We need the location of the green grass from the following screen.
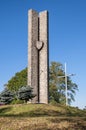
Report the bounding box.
[0,103,86,130]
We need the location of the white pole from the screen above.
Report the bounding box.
[58,63,75,106]
[65,63,68,106]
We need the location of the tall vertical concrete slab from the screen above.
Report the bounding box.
[28,10,39,103]
[28,9,49,104]
[39,11,49,103]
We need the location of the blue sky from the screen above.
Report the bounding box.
[0,0,86,109]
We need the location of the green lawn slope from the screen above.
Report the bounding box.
[0,103,86,130]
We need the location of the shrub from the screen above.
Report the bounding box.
[0,88,14,104]
[11,99,24,104]
[18,86,35,102]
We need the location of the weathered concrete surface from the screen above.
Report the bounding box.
[28,9,49,104]
[28,10,39,103]
[39,11,49,104]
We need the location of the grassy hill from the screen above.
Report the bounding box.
[0,103,86,130]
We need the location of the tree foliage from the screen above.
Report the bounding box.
[6,62,78,105]
[49,62,78,105]
[0,88,14,104]
[18,86,35,102]
[7,68,27,92]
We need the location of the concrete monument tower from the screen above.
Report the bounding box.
[28,9,49,104]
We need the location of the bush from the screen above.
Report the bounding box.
[18,86,35,102]
[11,99,24,104]
[0,89,14,104]
[49,99,58,106]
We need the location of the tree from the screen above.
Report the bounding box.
[49,62,78,105]
[18,86,35,102]
[0,88,14,104]
[7,68,27,92]
[6,61,78,105]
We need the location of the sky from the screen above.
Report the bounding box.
[0,0,86,109]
